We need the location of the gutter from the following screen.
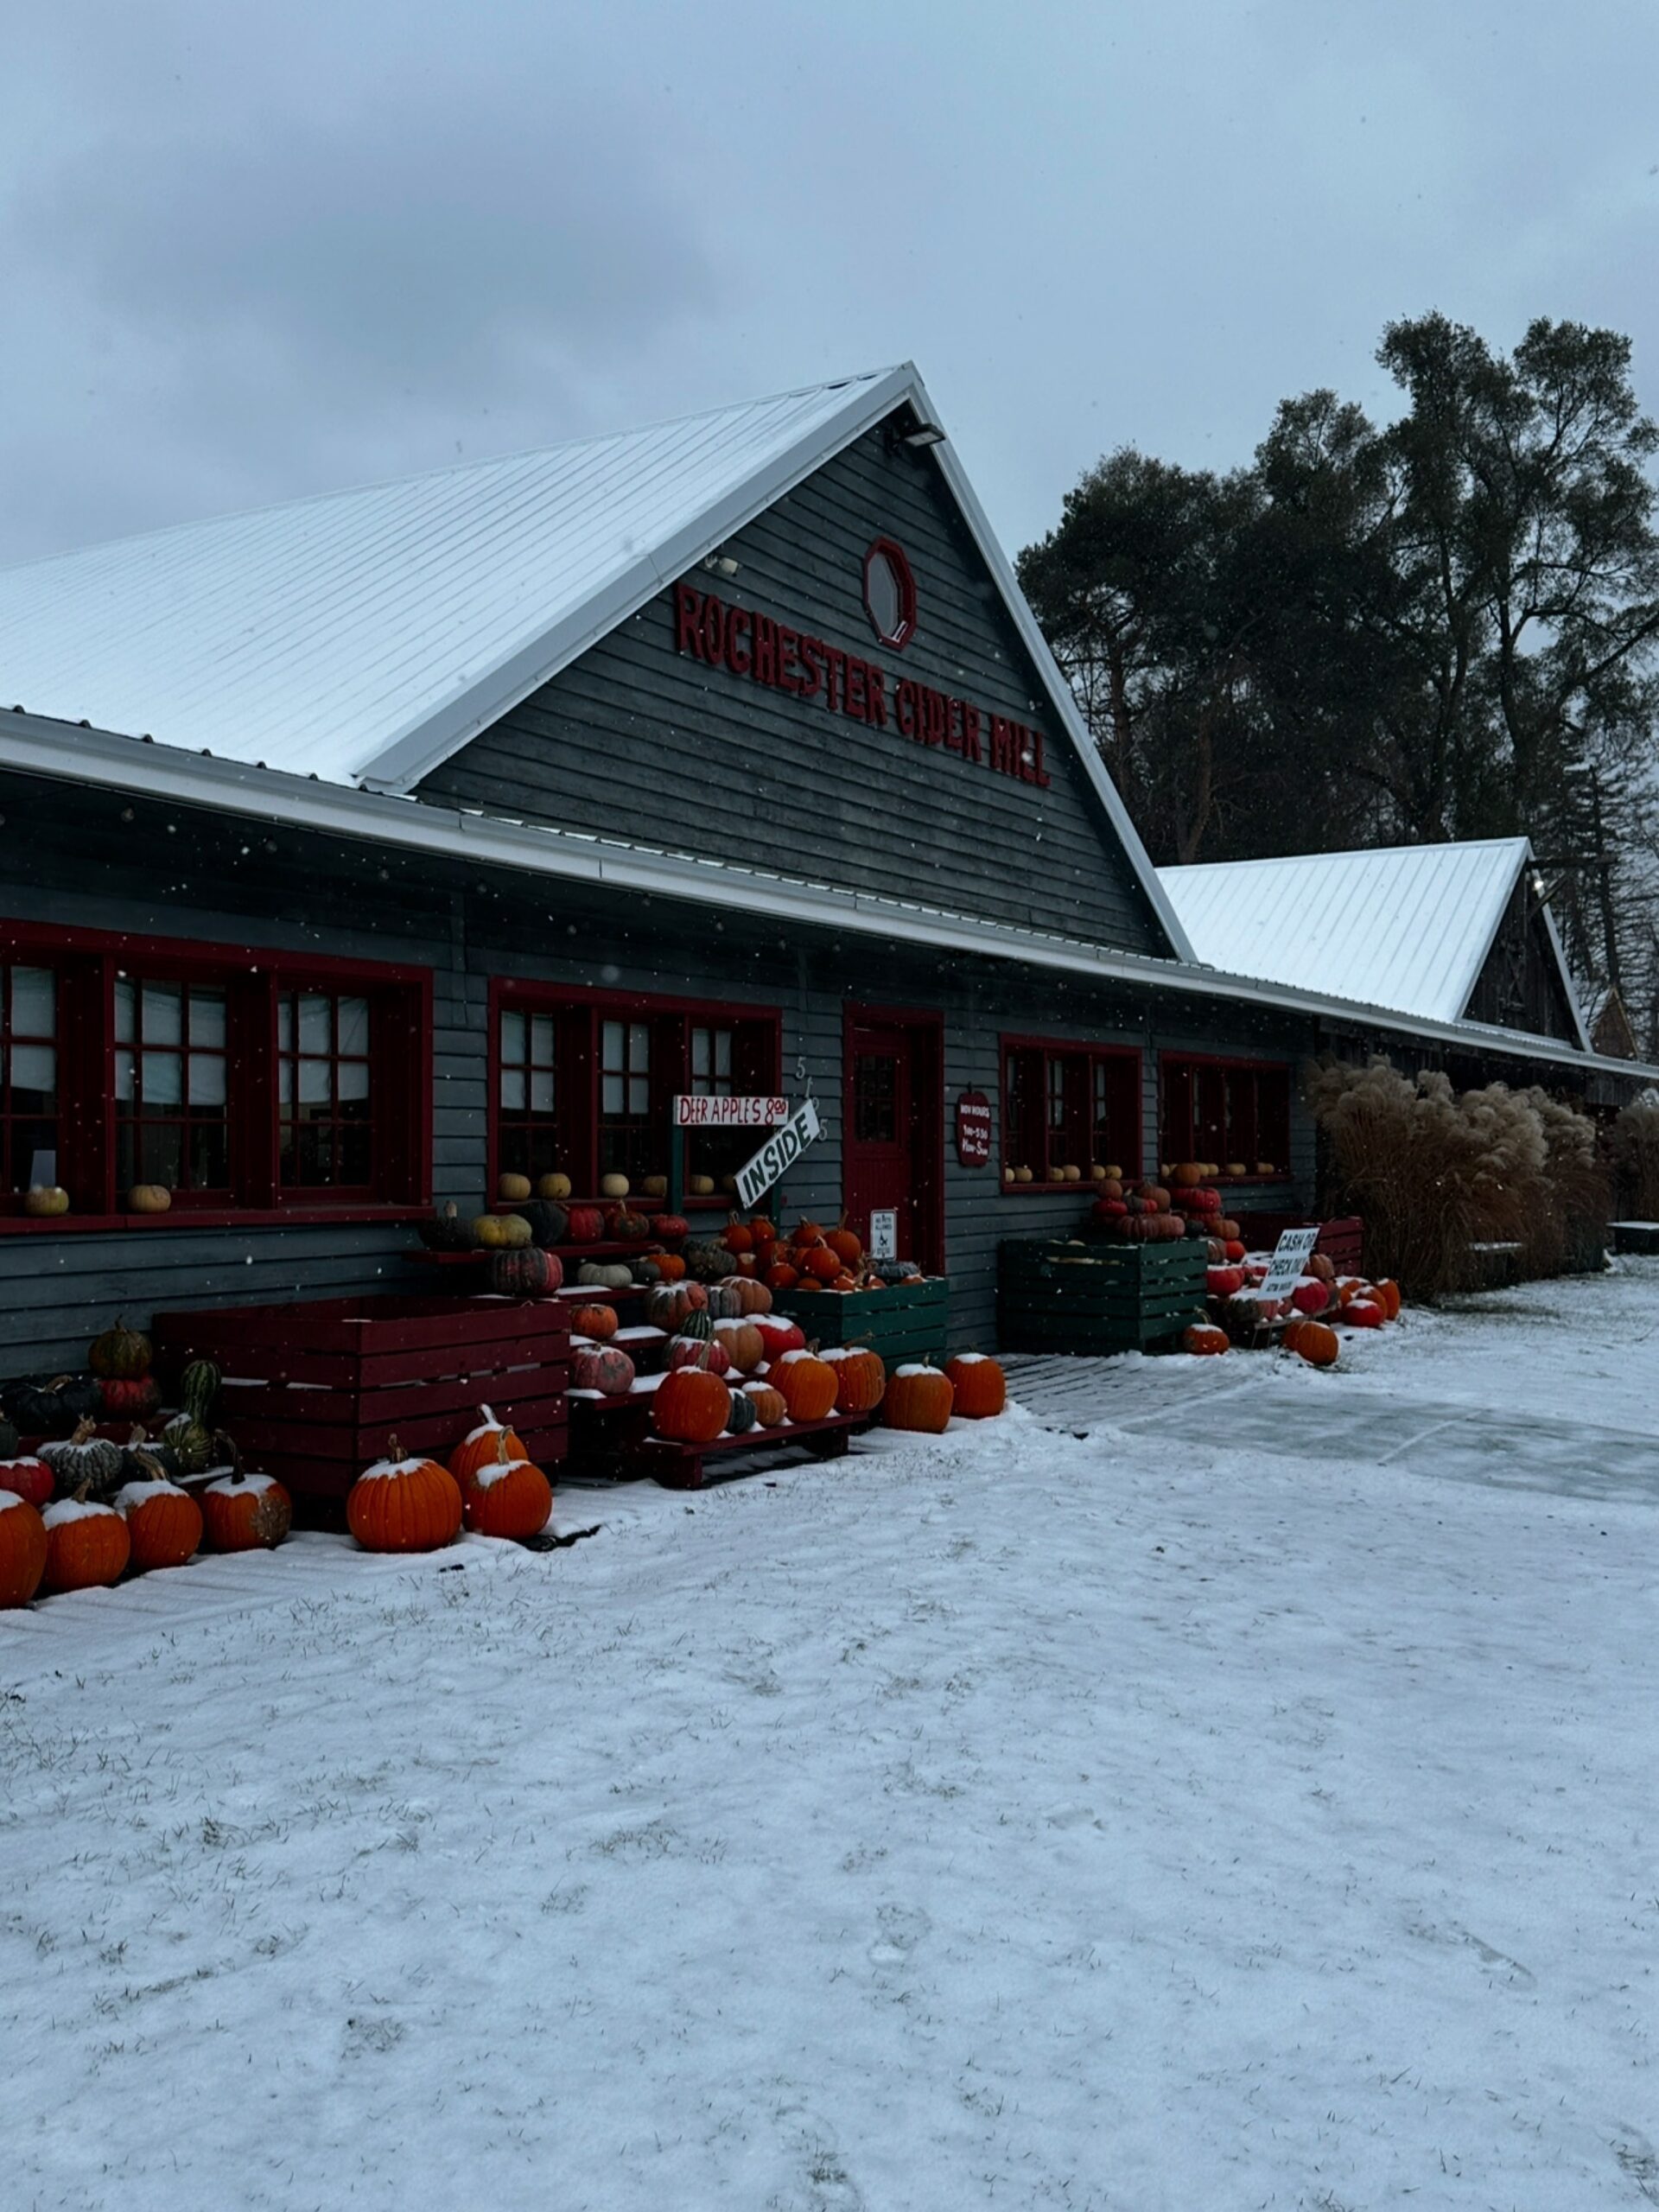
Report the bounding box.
[3,709,1655,1088]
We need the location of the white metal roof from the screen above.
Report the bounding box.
[1160,837,1588,1046]
[0,362,1195,963]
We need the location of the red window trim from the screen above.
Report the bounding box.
[999,1034,1142,1194]
[1157,1051,1293,1183]
[0,920,432,1225]
[488,979,784,1206]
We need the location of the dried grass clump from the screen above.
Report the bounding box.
[1302,1056,1592,1299]
[1518,1088,1611,1278]
[1611,1097,1659,1219]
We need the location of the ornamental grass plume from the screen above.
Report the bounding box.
[1519,1087,1611,1278]
[1611,1096,1659,1219]
[1303,1057,1548,1300]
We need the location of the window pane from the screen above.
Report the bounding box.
[114,978,137,1045]
[690,1028,710,1078]
[500,1009,526,1065]
[277,1058,293,1105]
[276,997,293,1052]
[188,1053,227,1107]
[530,1069,555,1114]
[10,968,54,1037]
[601,1020,624,1071]
[141,1049,182,1109]
[143,982,182,1046]
[499,1067,527,1111]
[628,1023,649,1069]
[714,1031,732,1078]
[297,995,332,1054]
[188,989,226,1048]
[338,1058,370,1104]
[601,1074,624,1115]
[9,1043,54,1101]
[142,1122,185,1190]
[115,1048,137,1103]
[190,1123,229,1188]
[530,1015,554,1065]
[298,1058,330,1105]
[628,1076,649,1116]
[337,997,370,1058]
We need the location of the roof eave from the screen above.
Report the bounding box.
[1,712,1649,1086]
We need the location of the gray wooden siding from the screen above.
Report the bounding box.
[418,422,1171,957]
[1465,881,1581,1043]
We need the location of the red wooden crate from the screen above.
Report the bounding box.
[1235,1212,1364,1275]
[152,1294,570,1518]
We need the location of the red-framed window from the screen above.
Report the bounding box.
[490,983,782,1203]
[1,960,59,1200]
[1160,1055,1291,1177]
[115,975,232,1198]
[0,921,430,1224]
[277,988,374,1193]
[1001,1037,1141,1189]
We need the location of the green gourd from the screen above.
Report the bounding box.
[181,1360,221,1426]
[163,1411,216,1476]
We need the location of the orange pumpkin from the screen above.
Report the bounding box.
[464,1433,554,1540]
[1306,1252,1336,1284]
[448,1406,527,1490]
[349,1439,463,1553]
[884,1363,954,1433]
[652,1251,688,1283]
[1289,1320,1339,1368]
[712,1317,765,1374]
[716,1275,773,1317]
[200,1442,291,1553]
[1374,1277,1402,1319]
[824,1346,885,1414]
[741,1381,787,1428]
[571,1303,619,1341]
[1346,1299,1385,1329]
[41,1490,131,1593]
[0,1491,48,1606]
[801,1244,842,1284]
[826,1218,863,1268]
[945,1353,1007,1413]
[116,1465,203,1571]
[772,1350,839,1423]
[765,1262,799,1291]
[723,1215,754,1254]
[1180,1325,1229,1357]
[652,1363,731,1445]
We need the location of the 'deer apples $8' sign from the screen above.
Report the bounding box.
[672,581,1052,790]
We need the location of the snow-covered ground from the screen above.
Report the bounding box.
[3,1265,1657,2210]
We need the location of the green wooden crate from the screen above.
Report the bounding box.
[769,1274,950,1370]
[999,1237,1206,1355]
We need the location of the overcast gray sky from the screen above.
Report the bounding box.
[4,0,1656,568]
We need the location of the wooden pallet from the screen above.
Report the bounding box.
[152,1293,570,1517]
[998,1237,1206,1356]
[632,1408,871,1491]
[767,1277,949,1369]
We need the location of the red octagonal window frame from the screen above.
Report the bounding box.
[862,537,918,652]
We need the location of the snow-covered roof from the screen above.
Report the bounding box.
[1160,837,1587,1046]
[0,362,1195,962]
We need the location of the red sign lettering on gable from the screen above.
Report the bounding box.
[672,581,1052,791]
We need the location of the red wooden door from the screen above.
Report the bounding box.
[842,1016,942,1270]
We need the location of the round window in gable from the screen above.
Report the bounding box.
[862,537,918,651]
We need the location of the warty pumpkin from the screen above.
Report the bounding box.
[200,1438,291,1553]
[88,1319,152,1380]
[884,1363,954,1433]
[41,1418,124,1500]
[572,1343,637,1395]
[644,1281,709,1332]
[348,1438,463,1553]
[0,1491,48,1607]
[944,1353,1006,1415]
[487,1246,563,1298]
[23,1184,69,1217]
[474,1211,531,1250]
